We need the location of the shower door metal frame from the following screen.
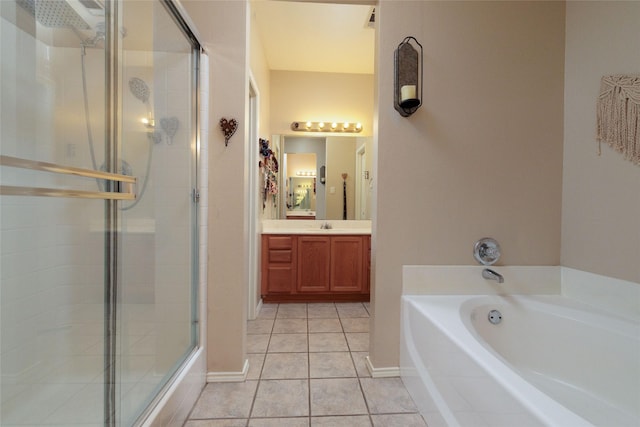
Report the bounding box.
[104,0,121,423]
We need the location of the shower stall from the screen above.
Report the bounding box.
[1,0,203,425]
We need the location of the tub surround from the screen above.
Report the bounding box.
[561,267,640,321]
[403,265,562,296]
[402,265,640,320]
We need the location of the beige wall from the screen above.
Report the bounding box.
[561,2,640,284]
[182,0,249,374]
[270,71,374,136]
[371,1,565,368]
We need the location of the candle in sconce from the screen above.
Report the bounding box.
[399,84,420,108]
[400,85,417,102]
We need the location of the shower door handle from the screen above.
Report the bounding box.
[0,155,136,200]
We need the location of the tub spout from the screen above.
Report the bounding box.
[482,268,504,283]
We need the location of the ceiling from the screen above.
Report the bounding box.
[251,1,375,75]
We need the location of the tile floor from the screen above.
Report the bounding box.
[185,302,427,427]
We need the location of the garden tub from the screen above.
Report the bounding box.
[400,294,640,426]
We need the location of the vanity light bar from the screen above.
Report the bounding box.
[291,121,363,133]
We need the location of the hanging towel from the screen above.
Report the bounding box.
[596,75,640,165]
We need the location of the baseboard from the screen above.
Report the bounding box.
[365,356,400,378]
[206,358,249,383]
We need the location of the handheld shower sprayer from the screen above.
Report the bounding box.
[129,77,151,105]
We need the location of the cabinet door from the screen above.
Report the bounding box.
[297,236,331,293]
[261,235,296,295]
[330,236,364,292]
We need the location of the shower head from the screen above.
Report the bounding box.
[16,0,91,30]
[81,20,105,46]
[17,1,126,48]
[129,77,150,104]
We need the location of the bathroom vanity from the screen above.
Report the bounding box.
[261,220,371,303]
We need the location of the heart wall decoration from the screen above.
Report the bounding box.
[219,117,238,146]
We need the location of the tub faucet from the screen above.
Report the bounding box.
[482,268,504,283]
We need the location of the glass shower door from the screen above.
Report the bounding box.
[116,1,199,424]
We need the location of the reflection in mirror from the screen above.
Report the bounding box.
[286,153,317,219]
[277,135,373,220]
[288,177,316,210]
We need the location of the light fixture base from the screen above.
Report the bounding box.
[291,121,362,133]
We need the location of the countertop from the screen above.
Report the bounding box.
[262,219,371,235]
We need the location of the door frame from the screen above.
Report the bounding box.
[247,75,260,320]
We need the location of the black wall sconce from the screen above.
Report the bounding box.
[394,36,423,117]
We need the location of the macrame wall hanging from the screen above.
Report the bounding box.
[596,75,639,165]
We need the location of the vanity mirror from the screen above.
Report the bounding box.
[275,135,373,220]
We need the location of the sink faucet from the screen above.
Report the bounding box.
[482,268,504,283]
[320,222,332,230]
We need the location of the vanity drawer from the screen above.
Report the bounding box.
[269,249,292,263]
[267,236,293,250]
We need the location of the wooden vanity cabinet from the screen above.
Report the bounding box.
[261,234,370,302]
